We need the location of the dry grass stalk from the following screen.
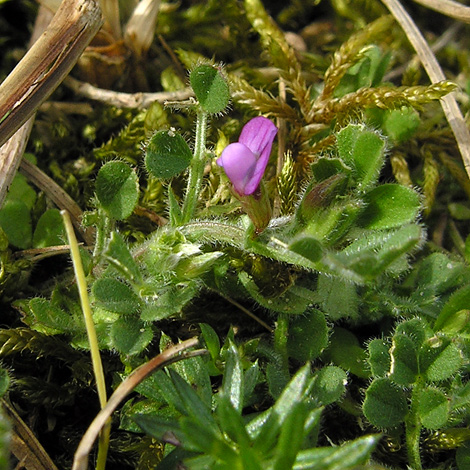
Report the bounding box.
[0,0,103,208]
[382,0,470,180]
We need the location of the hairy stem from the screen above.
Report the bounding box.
[406,382,424,470]
[181,110,208,223]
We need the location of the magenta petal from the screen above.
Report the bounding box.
[243,156,268,195]
[217,142,257,195]
[238,116,278,156]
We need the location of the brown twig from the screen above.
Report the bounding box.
[64,75,193,108]
[2,399,60,470]
[0,0,103,208]
[12,244,83,262]
[19,159,94,244]
[0,0,103,148]
[0,6,53,208]
[218,293,274,333]
[412,0,470,22]
[72,337,206,470]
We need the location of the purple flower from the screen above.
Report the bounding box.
[217,116,278,196]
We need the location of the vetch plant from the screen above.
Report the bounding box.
[3,3,470,469]
[217,116,278,233]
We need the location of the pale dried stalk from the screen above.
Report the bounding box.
[0,0,103,147]
[2,399,60,470]
[382,0,470,180]
[412,0,470,23]
[0,0,103,208]
[124,0,161,57]
[0,8,94,241]
[19,159,94,244]
[64,76,193,108]
[0,6,53,208]
[100,0,122,39]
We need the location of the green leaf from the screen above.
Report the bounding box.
[0,199,32,249]
[145,130,192,179]
[179,416,236,461]
[243,361,260,406]
[302,199,362,247]
[466,235,470,265]
[287,309,328,362]
[367,339,390,377]
[339,224,423,279]
[415,252,468,297]
[104,232,142,284]
[239,271,315,314]
[110,317,153,355]
[337,45,391,92]
[374,106,420,143]
[311,366,347,406]
[336,124,385,189]
[288,235,323,263]
[199,323,220,362]
[0,226,8,251]
[363,378,407,428]
[222,341,243,412]
[170,369,219,435]
[138,370,185,413]
[373,224,423,273]
[92,278,141,314]
[214,397,264,470]
[216,394,252,452]
[190,64,230,114]
[359,184,421,230]
[140,282,199,321]
[434,309,470,336]
[389,333,418,386]
[250,364,311,448]
[419,335,461,382]
[95,161,139,220]
[448,202,470,220]
[457,443,470,470]
[293,434,380,470]
[434,285,470,333]
[297,174,348,223]
[314,275,358,321]
[121,397,170,434]
[170,350,213,410]
[5,172,36,210]
[32,209,65,248]
[310,156,352,183]
[394,317,430,346]
[272,400,308,470]
[322,328,369,379]
[417,387,449,430]
[132,412,182,442]
[28,298,75,335]
[168,184,183,225]
[174,251,224,280]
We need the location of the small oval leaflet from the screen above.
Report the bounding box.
[363,377,407,428]
[189,64,230,114]
[145,130,192,179]
[96,161,139,220]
